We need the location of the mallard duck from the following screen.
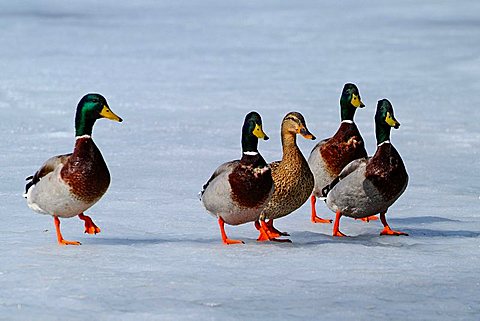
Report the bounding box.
[200,112,273,245]
[256,112,316,242]
[24,94,122,245]
[308,83,377,223]
[323,99,408,237]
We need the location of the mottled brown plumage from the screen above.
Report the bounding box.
[61,137,110,203]
[320,122,367,177]
[260,112,315,221]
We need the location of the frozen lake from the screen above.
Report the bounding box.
[0,0,479,320]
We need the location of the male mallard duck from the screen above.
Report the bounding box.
[308,83,376,223]
[256,112,316,242]
[24,94,122,245]
[200,112,273,245]
[323,99,408,237]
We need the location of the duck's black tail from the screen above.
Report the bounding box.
[321,176,340,199]
[24,175,34,197]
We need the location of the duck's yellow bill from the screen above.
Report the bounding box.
[385,112,400,128]
[100,105,123,122]
[253,124,269,140]
[351,94,365,108]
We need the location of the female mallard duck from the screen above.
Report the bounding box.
[24,94,122,245]
[323,99,408,237]
[308,83,373,224]
[200,112,273,245]
[256,112,316,242]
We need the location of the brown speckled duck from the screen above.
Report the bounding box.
[256,112,316,242]
[308,83,378,223]
[200,112,273,245]
[24,94,122,245]
[323,99,408,237]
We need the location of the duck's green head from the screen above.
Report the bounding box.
[241,111,269,153]
[75,93,122,137]
[340,83,365,121]
[375,99,400,144]
[282,111,316,140]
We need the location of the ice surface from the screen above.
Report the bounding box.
[0,0,479,320]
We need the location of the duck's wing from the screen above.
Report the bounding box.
[321,157,369,197]
[338,157,369,179]
[199,160,239,199]
[25,153,72,195]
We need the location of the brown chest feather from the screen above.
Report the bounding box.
[61,138,111,203]
[366,144,408,199]
[320,123,367,176]
[228,154,273,208]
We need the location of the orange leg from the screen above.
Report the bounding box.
[266,219,289,237]
[218,217,244,245]
[332,211,347,237]
[260,221,291,243]
[54,216,81,245]
[78,213,101,234]
[310,195,332,223]
[255,221,270,242]
[379,212,408,236]
[355,215,379,222]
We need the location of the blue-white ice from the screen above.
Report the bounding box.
[0,0,479,320]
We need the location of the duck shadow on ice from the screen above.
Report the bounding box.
[388,215,461,224]
[86,237,223,246]
[80,214,479,246]
[389,215,480,238]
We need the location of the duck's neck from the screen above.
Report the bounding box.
[281,131,299,160]
[75,109,96,137]
[241,134,259,155]
[376,124,391,146]
[340,103,356,122]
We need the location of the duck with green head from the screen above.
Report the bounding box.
[308,83,378,223]
[323,99,409,237]
[24,94,122,245]
[200,112,273,245]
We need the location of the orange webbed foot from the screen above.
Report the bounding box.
[78,213,101,234]
[310,195,332,224]
[355,215,379,222]
[312,216,333,224]
[256,221,292,242]
[54,216,81,246]
[380,226,409,236]
[218,217,244,245]
[256,224,270,242]
[332,211,348,237]
[379,212,408,236]
[58,239,81,246]
[265,220,289,237]
[223,238,245,245]
[333,230,348,237]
